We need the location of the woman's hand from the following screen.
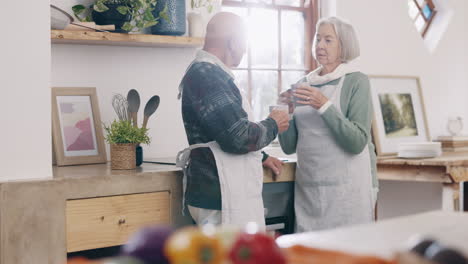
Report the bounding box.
[293,84,329,109]
[278,90,294,113]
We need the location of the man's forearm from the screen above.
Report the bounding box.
[216,117,278,154]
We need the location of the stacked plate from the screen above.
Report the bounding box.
[397,142,442,158]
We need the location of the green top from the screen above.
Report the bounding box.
[279,72,378,188]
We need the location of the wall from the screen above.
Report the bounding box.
[50,0,468,218]
[335,0,468,219]
[52,45,196,159]
[0,0,52,181]
[337,0,468,138]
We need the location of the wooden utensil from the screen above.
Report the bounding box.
[50,4,110,32]
[127,89,141,127]
[142,95,160,129]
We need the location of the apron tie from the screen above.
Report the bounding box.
[175,143,211,215]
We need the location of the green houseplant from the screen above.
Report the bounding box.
[104,120,150,169]
[73,0,168,33]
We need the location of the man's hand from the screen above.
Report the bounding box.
[269,110,289,133]
[262,156,284,181]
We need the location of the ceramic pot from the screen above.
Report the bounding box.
[92,3,132,33]
[187,12,204,37]
[136,145,143,166]
[111,143,137,170]
[151,0,186,35]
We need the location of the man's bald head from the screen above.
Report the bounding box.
[203,12,247,67]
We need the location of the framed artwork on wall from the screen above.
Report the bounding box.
[369,76,430,156]
[52,87,107,166]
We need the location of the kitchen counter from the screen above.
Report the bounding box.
[52,158,296,183]
[0,160,296,264]
[277,210,468,259]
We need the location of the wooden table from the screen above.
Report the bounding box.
[277,211,468,259]
[377,152,468,210]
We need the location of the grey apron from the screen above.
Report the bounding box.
[294,76,373,232]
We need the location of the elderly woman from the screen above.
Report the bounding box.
[279,16,378,232]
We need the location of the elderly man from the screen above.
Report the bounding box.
[177,12,289,227]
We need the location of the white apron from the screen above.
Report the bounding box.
[294,76,373,232]
[176,91,266,229]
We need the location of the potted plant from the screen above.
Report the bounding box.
[72,0,169,33]
[104,120,150,170]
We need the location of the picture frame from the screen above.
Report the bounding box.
[52,87,107,166]
[369,76,430,156]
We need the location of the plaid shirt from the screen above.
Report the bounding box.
[179,52,278,210]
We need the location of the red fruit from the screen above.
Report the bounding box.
[229,232,286,264]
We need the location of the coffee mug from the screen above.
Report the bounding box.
[291,83,309,108]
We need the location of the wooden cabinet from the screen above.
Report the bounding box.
[66,191,170,252]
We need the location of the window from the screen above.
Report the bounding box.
[408,0,437,37]
[222,0,318,121]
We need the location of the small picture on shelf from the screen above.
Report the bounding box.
[57,95,98,156]
[378,93,418,138]
[369,75,430,156]
[52,87,107,166]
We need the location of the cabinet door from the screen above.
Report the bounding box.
[66,191,170,252]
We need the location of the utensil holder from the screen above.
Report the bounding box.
[136,145,143,166]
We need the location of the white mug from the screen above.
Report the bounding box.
[269,104,289,113]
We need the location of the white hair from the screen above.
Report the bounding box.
[312,16,360,63]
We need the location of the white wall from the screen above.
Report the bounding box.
[0,0,52,181]
[335,0,468,219]
[337,0,468,138]
[52,45,196,159]
[50,0,468,219]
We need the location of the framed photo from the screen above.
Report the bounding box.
[52,87,107,166]
[369,76,430,156]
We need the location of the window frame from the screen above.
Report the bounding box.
[222,0,318,109]
[411,0,437,37]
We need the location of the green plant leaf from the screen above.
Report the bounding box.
[84,13,93,22]
[143,21,158,28]
[122,22,134,31]
[143,9,155,21]
[136,20,145,28]
[207,4,213,13]
[191,0,195,9]
[104,120,151,144]
[93,2,109,12]
[116,5,129,15]
[159,4,169,21]
[72,5,86,15]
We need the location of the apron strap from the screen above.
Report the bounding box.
[175,142,213,215]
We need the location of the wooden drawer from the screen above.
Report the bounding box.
[66,191,170,252]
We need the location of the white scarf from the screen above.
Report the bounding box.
[306,62,359,85]
[178,50,234,99]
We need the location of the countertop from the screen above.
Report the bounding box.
[51,158,296,183]
[0,157,295,264]
[276,211,468,259]
[377,151,468,166]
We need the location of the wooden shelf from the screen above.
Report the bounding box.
[51,30,204,48]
